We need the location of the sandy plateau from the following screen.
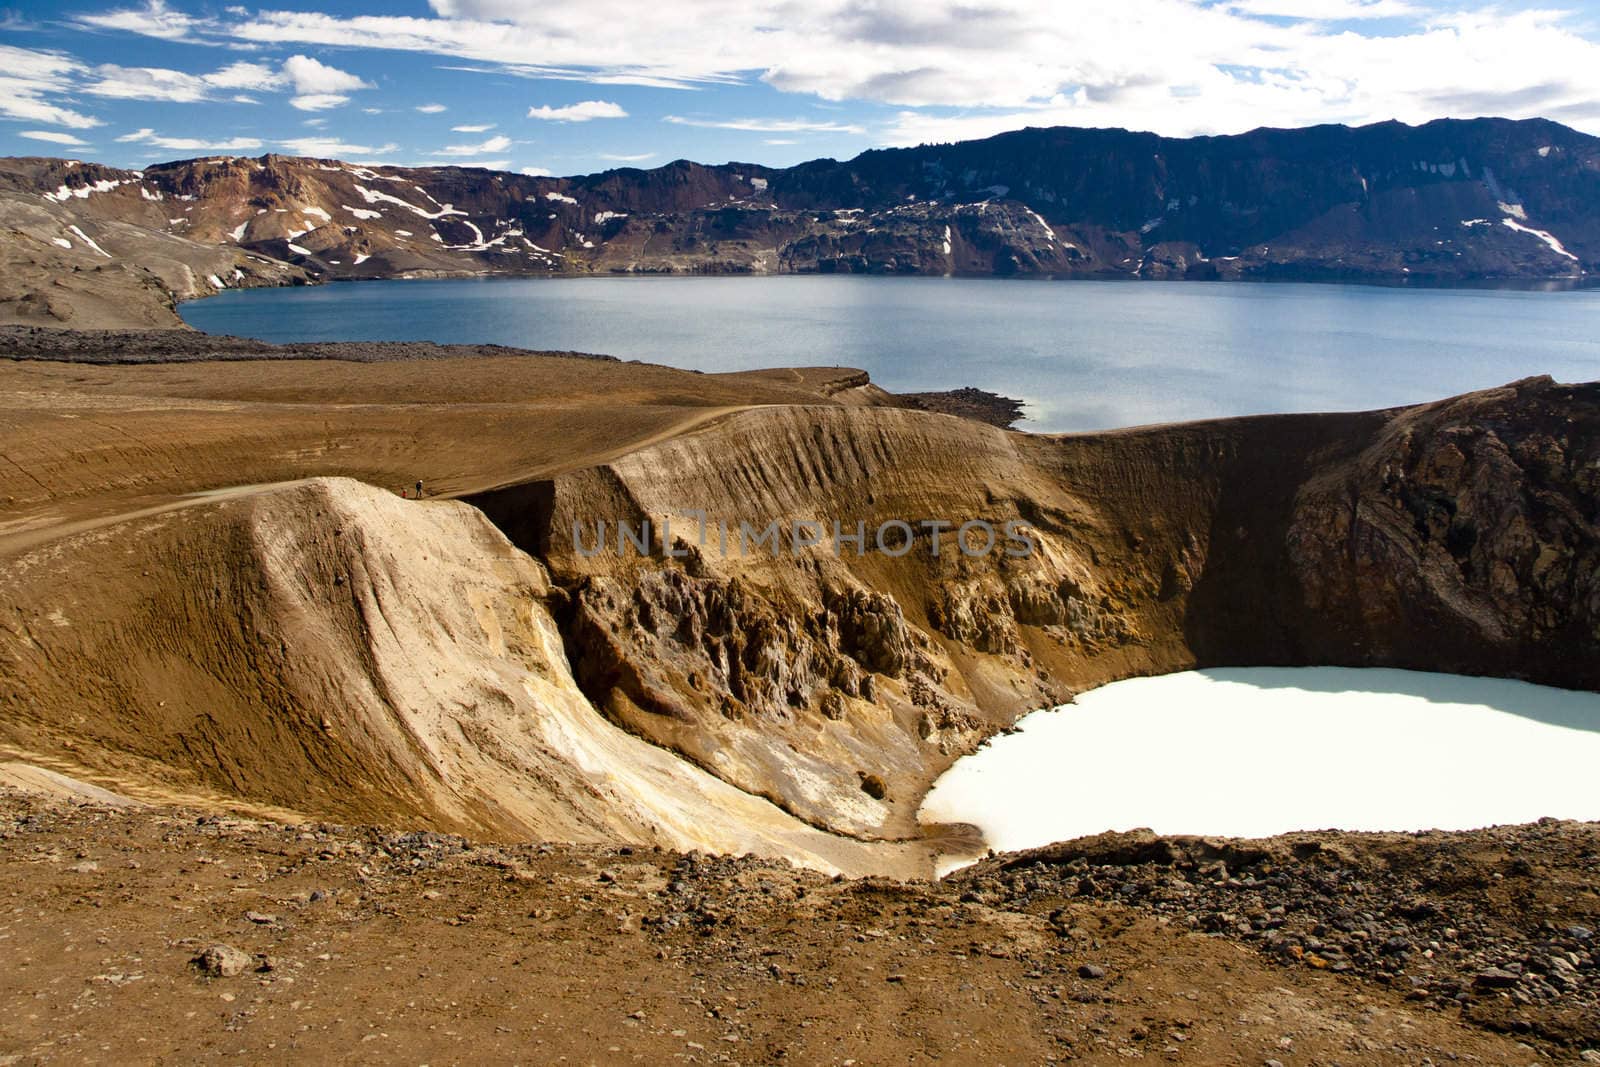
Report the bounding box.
[1,324,1598,1062]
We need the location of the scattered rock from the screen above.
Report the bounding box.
[192,944,253,979]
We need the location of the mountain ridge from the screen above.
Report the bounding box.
[2,115,1597,328]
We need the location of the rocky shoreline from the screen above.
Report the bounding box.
[963,824,1600,1050]
[892,386,1027,428]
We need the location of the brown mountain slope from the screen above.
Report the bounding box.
[3,116,1597,328]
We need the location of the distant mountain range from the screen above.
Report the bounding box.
[2,116,1596,328]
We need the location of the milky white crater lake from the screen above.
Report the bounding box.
[918,668,1600,859]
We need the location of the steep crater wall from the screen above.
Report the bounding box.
[471,379,1600,841]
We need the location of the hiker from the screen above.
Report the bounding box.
[415,480,423,498]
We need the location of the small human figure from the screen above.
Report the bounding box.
[415,480,423,499]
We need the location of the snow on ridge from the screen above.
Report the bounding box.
[44,178,133,202]
[942,225,952,256]
[52,237,72,250]
[302,206,332,222]
[593,210,627,225]
[343,205,383,220]
[287,242,312,255]
[544,191,578,205]
[66,225,110,258]
[140,186,162,202]
[230,221,249,242]
[354,253,370,265]
[1501,217,1579,262]
[353,184,465,220]
[1025,208,1057,242]
[1498,201,1528,221]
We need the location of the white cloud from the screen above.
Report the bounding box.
[83,65,218,103]
[27,0,1600,148]
[5,45,374,126]
[290,93,351,111]
[599,151,655,162]
[663,115,866,134]
[208,1,1600,136]
[75,0,207,41]
[203,60,281,91]
[0,46,102,128]
[19,130,91,146]
[282,54,371,94]
[451,123,496,132]
[416,102,448,113]
[277,136,399,158]
[1227,0,1416,18]
[116,127,264,151]
[434,134,513,155]
[527,100,628,121]
[520,165,552,176]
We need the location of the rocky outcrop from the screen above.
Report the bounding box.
[1287,376,1600,688]
[4,116,1598,327]
[0,477,930,875]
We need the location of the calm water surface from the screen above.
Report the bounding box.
[182,276,1600,431]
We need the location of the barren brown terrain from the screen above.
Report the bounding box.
[3,787,1596,1065]
[2,325,1597,1062]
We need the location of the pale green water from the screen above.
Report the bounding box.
[182,275,1600,432]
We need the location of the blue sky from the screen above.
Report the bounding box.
[4,0,1600,173]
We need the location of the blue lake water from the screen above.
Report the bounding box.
[181,276,1600,432]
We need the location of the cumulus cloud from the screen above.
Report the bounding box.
[31,0,1600,145]
[527,100,627,121]
[416,102,448,113]
[520,165,552,176]
[433,133,512,154]
[451,123,495,132]
[281,53,372,111]
[19,130,91,146]
[203,0,1600,136]
[115,127,264,151]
